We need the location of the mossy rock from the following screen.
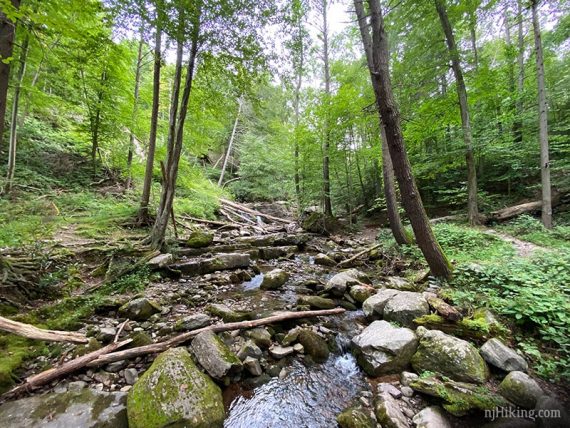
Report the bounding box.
[73,337,102,357]
[118,298,162,321]
[297,295,336,310]
[336,406,375,428]
[186,230,214,248]
[206,303,252,322]
[125,331,153,349]
[301,212,341,235]
[298,330,330,363]
[127,347,224,428]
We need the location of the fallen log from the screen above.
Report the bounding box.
[0,316,88,344]
[337,244,381,268]
[180,215,241,229]
[220,198,293,225]
[88,308,345,367]
[6,338,132,397]
[487,193,562,223]
[426,297,462,322]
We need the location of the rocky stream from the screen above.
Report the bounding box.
[0,209,568,428]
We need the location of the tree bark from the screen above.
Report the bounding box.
[218,100,241,186]
[5,31,28,193]
[513,0,525,144]
[0,0,20,152]
[435,0,479,226]
[531,0,551,228]
[357,0,452,279]
[293,58,303,205]
[321,0,333,217]
[126,32,145,189]
[150,11,201,249]
[139,27,162,222]
[0,316,88,343]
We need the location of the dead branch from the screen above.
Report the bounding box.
[6,338,132,397]
[426,296,462,322]
[180,215,240,229]
[0,316,88,343]
[337,243,381,268]
[88,308,345,367]
[220,198,293,224]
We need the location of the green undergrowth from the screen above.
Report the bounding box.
[494,214,570,249]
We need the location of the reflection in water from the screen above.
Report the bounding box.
[224,351,366,428]
[242,273,265,291]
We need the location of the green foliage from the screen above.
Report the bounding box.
[496,214,570,249]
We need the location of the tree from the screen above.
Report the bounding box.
[531,0,551,228]
[0,0,21,151]
[435,0,479,226]
[355,0,452,278]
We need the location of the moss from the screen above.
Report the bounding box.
[336,406,375,428]
[0,336,33,393]
[186,230,214,248]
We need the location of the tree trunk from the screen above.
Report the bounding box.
[126,32,144,189]
[435,0,479,226]
[354,0,410,245]
[0,0,20,152]
[531,0,552,228]
[513,0,525,144]
[139,28,162,222]
[90,71,107,176]
[321,0,332,216]
[357,0,452,279]
[218,100,241,186]
[293,60,302,205]
[5,32,28,193]
[469,9,479,70]
[150,15,200,249]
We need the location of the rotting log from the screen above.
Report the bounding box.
[6,338,132,397]
[220,198,293,224]
[337,244,381,268]
[88,308,345,367]
[487,193,562,223]
[426,297,462,322]
[0,316,88,343]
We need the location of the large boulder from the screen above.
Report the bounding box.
[297,329,330,363]
[480,338,528,372]
[260,269,289,290]
[412,406,452,428]
[351,320,418,376]
[411,328,489,384]
[147,253,173,269]
[314,253,336,266]
[325,269,371,297]
[498,371,543,409]
[410,375,509,417]
[362,289,400,318]
[349,285,376,304]
[118,297,162,321]
[206,303,251,322]
[246,327,272,348]
[336,406,376,428]
[382,291,429,328]
[535,396,570,428]
[186,230,214,248]
[0,389,127,427]
[201,253,250,273]
[297,295,336,309]
[374,391,410,428]
[127,348,224,428]
[191,330,242,380]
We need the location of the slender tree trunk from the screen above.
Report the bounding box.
[469,10,478,70]
[321,0,332,216]
[356,0,452,278]
[513,0,525,144]
[150,14,200,249]
[139,28,162,222]
[531,0,551,228]
[90,71,107,176]
[218,100,241,186]
[435,0,479,226]
[293,62,302,205]
[126,32,144,189]
[354,0,410,245]
[5,32,28,193]
[0,0,20,152]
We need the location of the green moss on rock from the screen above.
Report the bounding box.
[186,231,214,248]
[336,406,375,428]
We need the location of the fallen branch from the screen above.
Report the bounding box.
[180,215,240,229]
[89,308,345,367]
[426,296,462,322]
[0,316,88,344]
[337,243,381,268]
[6,338,132,397]
[487,193,562,223]
[220,198,293,224]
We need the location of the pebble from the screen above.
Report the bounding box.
[53,385,67,394]
[293,343,304,353]
[106,361,127,373]
[124,368,139,385]
[120,385,132,392]
[401,386,414,398]
[68,381,87,391]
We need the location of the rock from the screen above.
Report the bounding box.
[259,246,298,260]
[237,340,263,361]
[410,375,508,416]
[0,389,127,427]
[269,345,294,359]
[201,253,250,274]
[411,329,489,384]
[206,303,252,322]
[74,337,102,357]
[106,360,127,373]
[351,320,418,376]
[349,285,375,304]
[246,327,272,347]
[260,268,289,290]
[282,327,301,346]
[97,327,118,343]
[124,368,139,385]
[412,406,452,428]
[480,338,528,372]
[498,371,543,409]
[325,269,370,297]
[126,331,152,348]
[384,276,415,291]
[186,230,214,248]
[400,371,419,386]
[243,357,263,376]
[383,291,429,328]
[301,211,340,234]
[127,348,224,428]
[147,253,173,268]
[175,313,213,331]
[297,295,336,309]
[191,330,242,380]
[297,330,330,363]
[379,382,402,398]
[401,386,414,397]
[535,395,570,428]
[336,406,376,428]
[362,289,400,318]
[314,253,336,266]
[293,343,304,353]
[68,380,87,391]
[375,392,410,428]
[118,297,162,321]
